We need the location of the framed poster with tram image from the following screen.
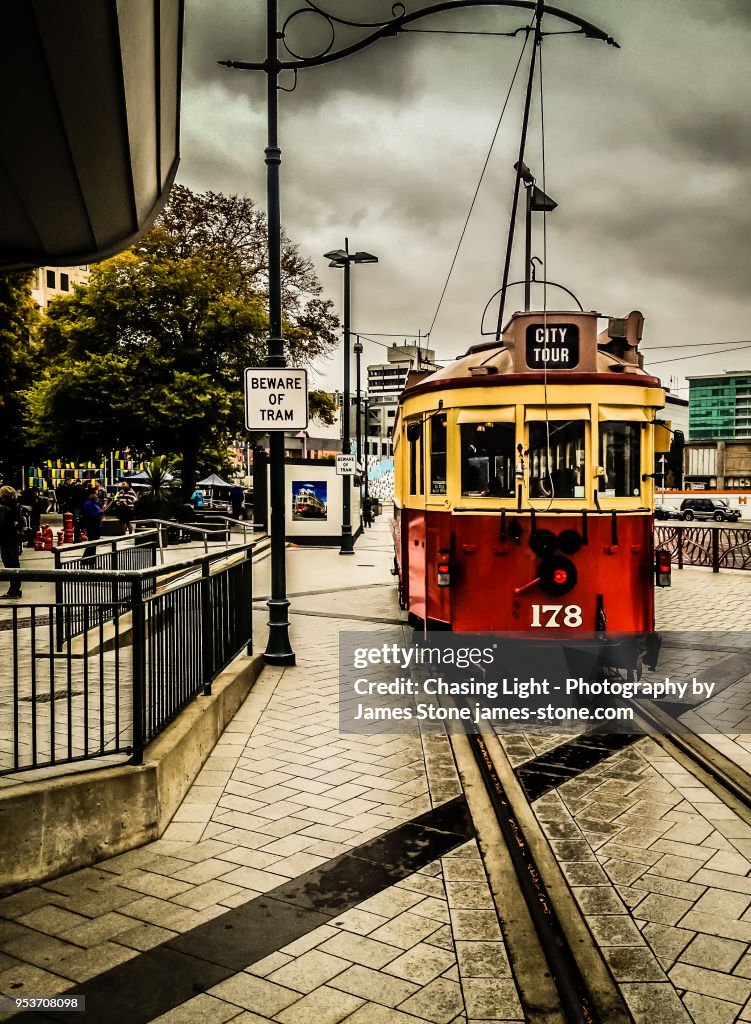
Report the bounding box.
[291,481,328,521]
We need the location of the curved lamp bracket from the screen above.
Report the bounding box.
[219,1,618,72]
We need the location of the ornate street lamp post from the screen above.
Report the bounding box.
[220,0,616,664]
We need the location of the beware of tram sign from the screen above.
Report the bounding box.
[244,368,308,431]
[525,323,580,369]
[336,454,357,476]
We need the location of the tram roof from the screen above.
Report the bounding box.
[404,309,662,398]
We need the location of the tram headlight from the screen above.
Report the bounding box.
[537,555,578,596]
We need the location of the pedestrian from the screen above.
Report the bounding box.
[81,485,106,549]
[114,480,138,534]
[20,486,44,546]
[56,477,71,514]
[230,484,244,519]
[69,479,86,542]
[0,485,23,599]
[190,488,204,509]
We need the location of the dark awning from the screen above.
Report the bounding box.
[0,0,184,270]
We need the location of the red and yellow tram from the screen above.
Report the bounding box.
[392,308,670,658]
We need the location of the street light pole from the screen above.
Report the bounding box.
[342,244,353,554]
[324,242,378,555]
[262,0,294,665]
[354,335,363,488]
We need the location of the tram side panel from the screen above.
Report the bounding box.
[398,510,655,634]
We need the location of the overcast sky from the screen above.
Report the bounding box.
[178,0,751,397]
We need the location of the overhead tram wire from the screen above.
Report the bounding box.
[643,340,751,351]
[648,344,751,367]
[423,19,534,341]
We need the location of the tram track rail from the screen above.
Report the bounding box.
[449,723,632,1024]
[635,700,751,827]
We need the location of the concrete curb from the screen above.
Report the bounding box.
[0,653,264,896]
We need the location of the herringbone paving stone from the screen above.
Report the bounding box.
[527,736,751,1021]
[0,524,523,1023]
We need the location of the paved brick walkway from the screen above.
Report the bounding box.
[0,522,524,1023]
[503,562,751,1022]
[2,522,751,1022]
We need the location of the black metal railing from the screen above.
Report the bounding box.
[53,532,160,647]
[655,524,751,573]
[0,542,254,778]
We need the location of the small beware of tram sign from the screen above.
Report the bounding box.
[525,323,580,369]
[244,368,308,431]
[336,454,357,476]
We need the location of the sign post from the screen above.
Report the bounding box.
[659,454,667,506]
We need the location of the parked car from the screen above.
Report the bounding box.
[654,506,679,520]
[679,497,741,522]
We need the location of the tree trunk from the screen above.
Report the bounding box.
[181,437,200,501]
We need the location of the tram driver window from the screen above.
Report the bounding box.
[599,422,641,497]
[430,413,448,495]
[528,420,586,499]
[460,423,515,497]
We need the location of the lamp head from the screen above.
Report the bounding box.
[352,251,378,264]
[323,248,348,264]
[514,160,535,185]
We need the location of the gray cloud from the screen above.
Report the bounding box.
[178,0,751,386]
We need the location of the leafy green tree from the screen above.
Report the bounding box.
[0,270,39,485]
[309,390,338,426]
[25,186,339,496]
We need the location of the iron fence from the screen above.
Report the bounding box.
[654,524,751,572]
[0,543,254,778]
[53,531,160,646]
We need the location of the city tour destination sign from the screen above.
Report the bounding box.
[525,322,580,368]
[244,368,308,430]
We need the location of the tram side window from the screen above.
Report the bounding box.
[430,413,448,494]
[528,421,586,499]
[599,422,641,497]
[460,423,515,497]
[408,424,423,496]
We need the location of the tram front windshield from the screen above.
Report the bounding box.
[529,420,585,499]
[599,422,641,497]
[460,423,515,497]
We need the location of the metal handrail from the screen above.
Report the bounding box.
[131,517,246,553]
[196,514,257,542]
[0,540,256,585]
[55,529,161,557]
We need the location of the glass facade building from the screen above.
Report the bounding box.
[688,373,751,441]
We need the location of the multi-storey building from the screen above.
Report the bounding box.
[30,265,91,309]
[688,372,751,441]
[684,372,751,489]
[366,342,436,455]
